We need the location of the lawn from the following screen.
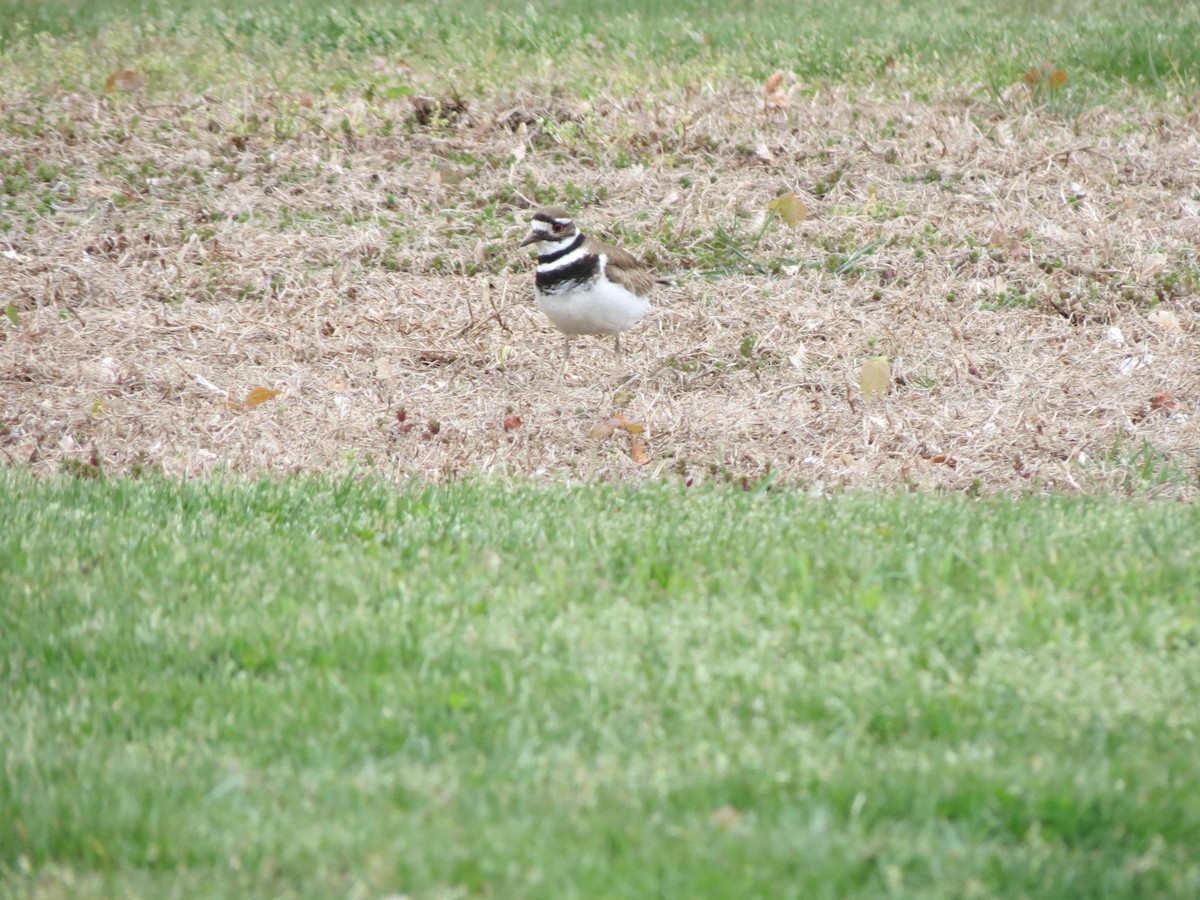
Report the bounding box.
[2,473,1199,897]
[2,0,1198,99]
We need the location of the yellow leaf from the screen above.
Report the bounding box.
[612,412,645,435]
[859,356,891,402]
[768,193,808,228]
[245,387,282,408]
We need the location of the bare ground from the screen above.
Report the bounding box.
[2,81,1199,494]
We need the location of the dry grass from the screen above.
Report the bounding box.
[2,81,1199,495]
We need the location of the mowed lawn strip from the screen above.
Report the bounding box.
[2,473,1199,898]
[2,0,1198,101]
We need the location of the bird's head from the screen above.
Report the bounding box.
[520,207,579,248]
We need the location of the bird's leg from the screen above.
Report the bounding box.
[613,333,623,368]
[558,335,573,379]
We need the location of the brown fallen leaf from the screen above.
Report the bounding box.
[928,454,958,468]
[588,418,618,441]
[1023,63,1067,92]
[503,414,523,432]
[763,70,787,108]
[1149,392,1176,411]
[105,69,146,92]
[630,436,649,465]
[434,165,468,186]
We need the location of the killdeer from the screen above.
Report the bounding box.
[520,207,668,374]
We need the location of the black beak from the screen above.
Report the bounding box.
[519,232,541,248]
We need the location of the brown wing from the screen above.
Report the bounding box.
[591,240,658,297]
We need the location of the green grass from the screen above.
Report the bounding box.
[2,472,1199,898]
[1,0,1198,101]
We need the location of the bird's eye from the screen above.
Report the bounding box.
[552,222,566,233]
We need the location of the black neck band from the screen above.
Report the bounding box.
[538,233,584,264]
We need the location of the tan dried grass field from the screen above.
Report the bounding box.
[2,83,1198,494]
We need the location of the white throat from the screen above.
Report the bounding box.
[539,234,579,256]
[536,232,586,272]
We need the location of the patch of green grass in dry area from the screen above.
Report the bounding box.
[2,473,1199,897]
[1,0,1198,103]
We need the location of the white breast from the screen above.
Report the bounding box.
[536,267,649,337]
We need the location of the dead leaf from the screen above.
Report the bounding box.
[1150,392,1176,411]
[105,69,146,92]
[768,193,808,227]
[589,413,645,441]
[859,356,891,402]
[503,414,523,432]
[612,412,645,435]
[1023,63,1066,92]
[1147,309,1182,333]
[589,418,618,441]
[376,359,394,380]
[630,436,649,465]
[762,70,787,108]
[245,386,282,408]
[434,165,467,186]
[928,454,957,468]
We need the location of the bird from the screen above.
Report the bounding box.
[519,206,668,375]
